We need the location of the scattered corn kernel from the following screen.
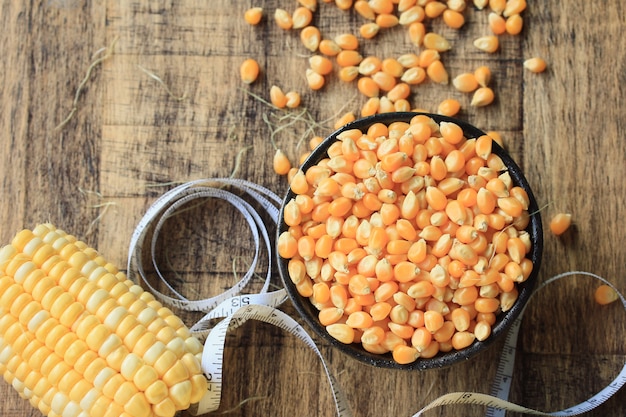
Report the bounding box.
[239,58,260,84]
[523,57,547,73]
[437,98,461,117]
[505,14,524,35]
[471,87,495,107]
[594,285,619,306]
[443,9,465,29]
[549,212,572,236]
[244,7,263,25]
[273,149,292,175]
[423,32,452,52]
[474,65,491,87]
[274,8,293,30]
[270,85,288,108]
[452,72,479,93]
[473,35,499,53]
[292,7,313,29]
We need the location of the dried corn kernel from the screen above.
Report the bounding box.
[523,57,547,73]
[549,212,571,236]
[244,7,263,25]
[239,58,260,84]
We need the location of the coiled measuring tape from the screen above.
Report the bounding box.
[126,178,625,416]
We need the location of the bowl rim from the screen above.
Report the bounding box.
[276,111,543,370]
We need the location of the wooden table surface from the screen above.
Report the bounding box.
[1,1,625,416]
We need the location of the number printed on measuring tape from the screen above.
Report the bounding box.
[127,178,625,417]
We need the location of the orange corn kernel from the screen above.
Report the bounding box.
[423,33,451,52]
[357,77,380,98]
[505,14,523,35]
[443,9,465,29]
[427,60,449,84]
[473,36,499,53]
[408,22,426,47]
[274,8,293,30]
[336,50,363,67]
[270,85,288,108]
[376,13,400,28]
[306,69,325,90]
[292,7,313,29]
[471,87,495,107]
[354,0,376,19]
[594,285,619,306]
[424,1,447,18]
[474,66,492,87]
[240,58,260,84]
[452,73,479,93]
[300,26,321,52]
[488,12,506,34]
[309,55,333,75]
[549,213,572,236]
[437,98,461,117]
[360,22,380,39]
[524,57,547,73]
[318,39,341,56]
[244,7,263,25]
[334,33,359,50]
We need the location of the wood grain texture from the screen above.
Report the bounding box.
[0,1,624,416]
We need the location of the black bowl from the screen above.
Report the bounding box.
[277,112,543,370]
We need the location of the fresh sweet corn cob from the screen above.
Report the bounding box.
[0,224,208,417]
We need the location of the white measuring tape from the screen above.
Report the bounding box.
[126,178,625,416]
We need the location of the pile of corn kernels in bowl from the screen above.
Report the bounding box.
[278,113,534,365]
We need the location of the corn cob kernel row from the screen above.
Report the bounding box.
[0,224,208,417]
